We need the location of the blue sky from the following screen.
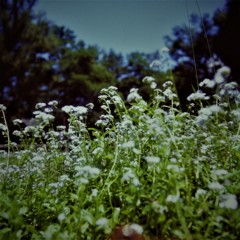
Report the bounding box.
[34,0,226,56]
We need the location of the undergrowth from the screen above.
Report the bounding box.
[0,65,240,240]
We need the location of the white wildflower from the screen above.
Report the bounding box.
[111,95,122,105]
[92,147,103,155]
[96,217,108,227]
[8,165,20,173]
[162,81,173,88]
[214,66,231,84]
[98,94,108,101]
[78,178,89,184]
[151,201,168,214]
[62,105,88,115]
[199,78,215,88]
[150,81,157,89]
[108,86,118,91]
[88,167,100,176]
[122,168,140,186]
[129,223,143,235]
[56,125,66,131]
[58,213,66,221]
[0,124,7,132]
[208,105,222,113]
[91,189,98,197]
[59,175,70,182]
[201,105,222,117]
[195,189,207,199]
[48,100,58,106]
[13,130,22,137]
[33,111,54,122]
[211,169,228,177]
[219,193,238,210]
[12,119,23,125]
[163,88,177,100]
[75,165,100,178]
[35,103,46,109]
[187,90,209,101]
[121,140,135,148]
[49,182,60,188]
[0,104,6,111]
[145,156,160,164]
[122,223,143,236]
[44,107,53,113]
[101,105,108,111]
[86,103,94,110]
[142,76,155,83]
[208,182,225,191]
[133,148,140,154]
[231,110,240,119]
[127,88,141,102]
[132,178,140,186]
[166,192,180,203]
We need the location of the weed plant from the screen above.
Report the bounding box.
[0,66,240,240]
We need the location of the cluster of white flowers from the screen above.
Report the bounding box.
[0,104,7,111]
[199,78,215,88]
[62,105,88,115]
[95,114,114,127]
[187,90,210,101]
[122,223,143,236]
[219,193,238,210]
[75,165,100,178]
[195,189,207,199]
[208,182,225,191]
[145,156,160,164]
[121,140,135,149]
[127,88,142,102]
[199,66,231,89]
[142,76,157,89]
[196,105,223,125]
[12,119,23,125]
[0,123,7,132]
[122,167,140,186]
[214,66,231,84]
[33,110,55,122]
[166,191,180,203]
[163,88,177,100]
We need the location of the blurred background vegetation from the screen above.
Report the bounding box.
[0,0,239,143]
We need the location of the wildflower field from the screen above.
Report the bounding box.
[0,66,240,239]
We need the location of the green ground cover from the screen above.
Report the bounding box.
[0,66,240,239]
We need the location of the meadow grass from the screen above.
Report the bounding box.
[0,66,240,240]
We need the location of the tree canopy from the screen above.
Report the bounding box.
[1,0,239,144]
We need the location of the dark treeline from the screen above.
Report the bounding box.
[0,0,239,144]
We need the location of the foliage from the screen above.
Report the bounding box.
[0,67,240,239]
[0,0,116,133]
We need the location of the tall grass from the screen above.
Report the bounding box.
[0,65,239,239]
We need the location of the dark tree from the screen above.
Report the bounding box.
[164,0,240,111]
[0,0,117,144]
[213,0,240,81]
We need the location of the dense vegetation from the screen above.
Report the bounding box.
[1,65,240,239]
[0,0,240,239]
